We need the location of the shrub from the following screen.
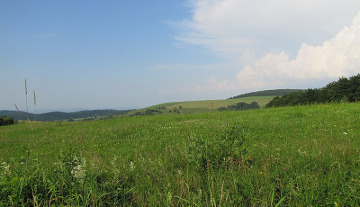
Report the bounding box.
[218,102,260,111]
[0,116,15,126]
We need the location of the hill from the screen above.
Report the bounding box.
[127,96,274,116]
[127,89,302,116]
[229,89,303,99]
[0,109,131,121]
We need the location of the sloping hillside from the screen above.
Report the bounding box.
[127,96,274,116]
[128,89,303,116]
[229,89,303,99]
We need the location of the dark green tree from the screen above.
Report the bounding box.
[0,116,15,126]
[348,74,360,101]
[266,74,360,108]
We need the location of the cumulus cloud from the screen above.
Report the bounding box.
[178,0,360,90]
[179,0,360,59]
[237,11,360,88]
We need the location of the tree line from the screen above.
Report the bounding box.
[0,116,15,126]
[266,74,360,108]
[229,89,302,99]
[218,102,260,111]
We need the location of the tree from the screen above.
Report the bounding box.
[266,74,360,108]
[219,102,260,111]
[249,102,260,109]
[218,107,227,111]
[325,77,350,102]
[348,74,360,102]
[0,116,15,126]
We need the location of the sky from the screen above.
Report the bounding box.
[1,0,360,112]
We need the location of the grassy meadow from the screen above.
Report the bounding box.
[129,96,274,115]
[1,102,360,206]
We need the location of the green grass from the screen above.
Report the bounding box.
[128,96,274,115]
[1,102,360,206]
[167,96,272,109]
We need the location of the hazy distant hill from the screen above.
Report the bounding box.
[229,89,303,99]
[0,109,131,121]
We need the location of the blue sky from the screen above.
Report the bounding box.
[2,1,360,111]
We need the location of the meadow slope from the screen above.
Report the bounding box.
[1,103,360,206]
[129,96,274,115]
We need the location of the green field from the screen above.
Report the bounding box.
[129,96,274,115]
[1,102,360,206]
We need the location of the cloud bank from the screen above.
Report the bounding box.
[237,11,360,88]
[179,0,360,90]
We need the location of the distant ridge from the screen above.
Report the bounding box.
[0,109,131,121]
[229,89,303,99]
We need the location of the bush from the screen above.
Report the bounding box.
[218,102,260,111]
[0,116,15,126]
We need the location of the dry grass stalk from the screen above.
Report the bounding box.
[14,104,20,112]
[25,79,28,115]
[33,90,37,114]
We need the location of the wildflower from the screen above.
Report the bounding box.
[111,156,117,167]
[129,161,135,171]
[71,156,87,183]
[1,162,11,176]
[259,171,263,175]
[343,132,348,135]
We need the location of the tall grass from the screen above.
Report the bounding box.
[25,79,28,115]
[1,103,360,205]
[33,90,36,115]
[14,79,36,127]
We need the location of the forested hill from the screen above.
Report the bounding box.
[228,89,303,99]
[266,74,360,107]
[0,109,131,121]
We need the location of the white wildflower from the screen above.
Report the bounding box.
[129,161,135,171]
[1,162,11,176]
[71,156,87,183]
[111,156,117,167]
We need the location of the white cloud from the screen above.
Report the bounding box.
[179,0,360,59]
[178,0,360,90]
[237,11,360,89]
